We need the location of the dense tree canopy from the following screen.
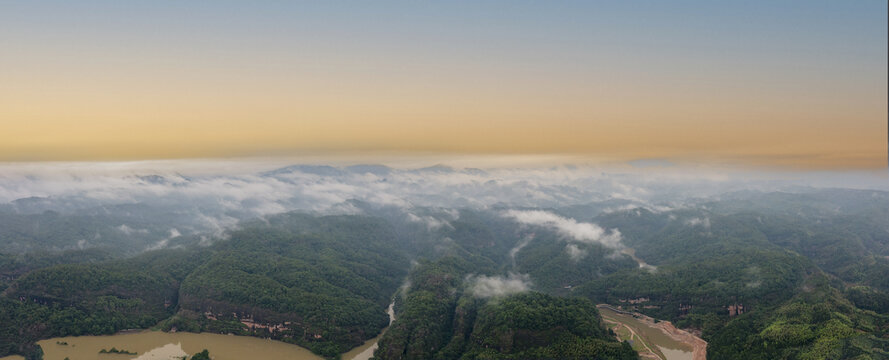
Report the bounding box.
[1,189,889,359]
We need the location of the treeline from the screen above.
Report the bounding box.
[0,204,196,255]
[374,252,635,359]
[375,255,495,359]
[2,189,889,359]
[171,214,410,357]
[579,191,889,358]
[0,249,196,358]
[374,190,889,359]
[708,274,889,359]
[0,213,409,359]
[462,293,637,359]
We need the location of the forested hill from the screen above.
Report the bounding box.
[373,255,637,359]
[0,213,410,359]
[171,214,409,356]
[371,190,889,359]
[1,188,889,359]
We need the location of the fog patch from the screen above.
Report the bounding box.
[602,203,678,214]
[3,160,885,256]
[508,234,534,268]
[195,214,239,238]
[398,278,412,299]
[745,266,762,288]
[406,213,452,231]
[433,237,457,254]
[326,201,364,215]
[565,244,587,261]
[619,248,657,272]
[503,210,623,249]
[685,217,711,228]
[146,228,181,251]
[117,224,149,235]
[441,208,460,220]
[468,273,532,298]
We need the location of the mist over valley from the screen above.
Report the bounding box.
[1,161,888,359]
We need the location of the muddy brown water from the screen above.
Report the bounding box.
[35,302,396,360]
[340,302,395,360]
[38,331,323,360]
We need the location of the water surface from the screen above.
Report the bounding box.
[38,301,397,360]
[342,302,396,360]
[38,331,323,360]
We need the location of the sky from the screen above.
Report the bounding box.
[1,1,886,169]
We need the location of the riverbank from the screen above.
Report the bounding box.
[32,301,397,360]
[38,331,323,360]
[342,302,396,360]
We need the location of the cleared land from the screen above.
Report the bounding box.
[598,305,706,360]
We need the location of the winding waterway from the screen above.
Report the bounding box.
[341,302,395,360]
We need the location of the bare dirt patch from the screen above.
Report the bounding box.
[598,305,707,360]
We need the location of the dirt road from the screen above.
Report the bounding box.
[598,305,707,360]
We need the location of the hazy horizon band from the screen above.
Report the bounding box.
[1,1,886,169]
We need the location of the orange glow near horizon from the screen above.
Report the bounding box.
[0,2,885,169]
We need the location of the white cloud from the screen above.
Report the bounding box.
[508,235,534,268]
[503,210,623,249]
[145,228,182,251]
[117,224,149,235]
[468,273,532,298]
[565,244,587,261]
[3,159,875,256]
[685,217,711,228]
[406,213,451,231]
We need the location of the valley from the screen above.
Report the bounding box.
[1,166,888,359]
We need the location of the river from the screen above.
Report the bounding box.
[340,302,395,360]
[34,302,396,360]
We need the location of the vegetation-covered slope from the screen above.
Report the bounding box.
[374,255,635,360]
[2,189,889,359]
[0,249,197,358]
[708,274,889,359]
[170,214,409,357]
[0,213,409,359]
[460,293,637,359]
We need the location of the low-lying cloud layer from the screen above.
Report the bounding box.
[0,162,710,252]
[1,160,884,253]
